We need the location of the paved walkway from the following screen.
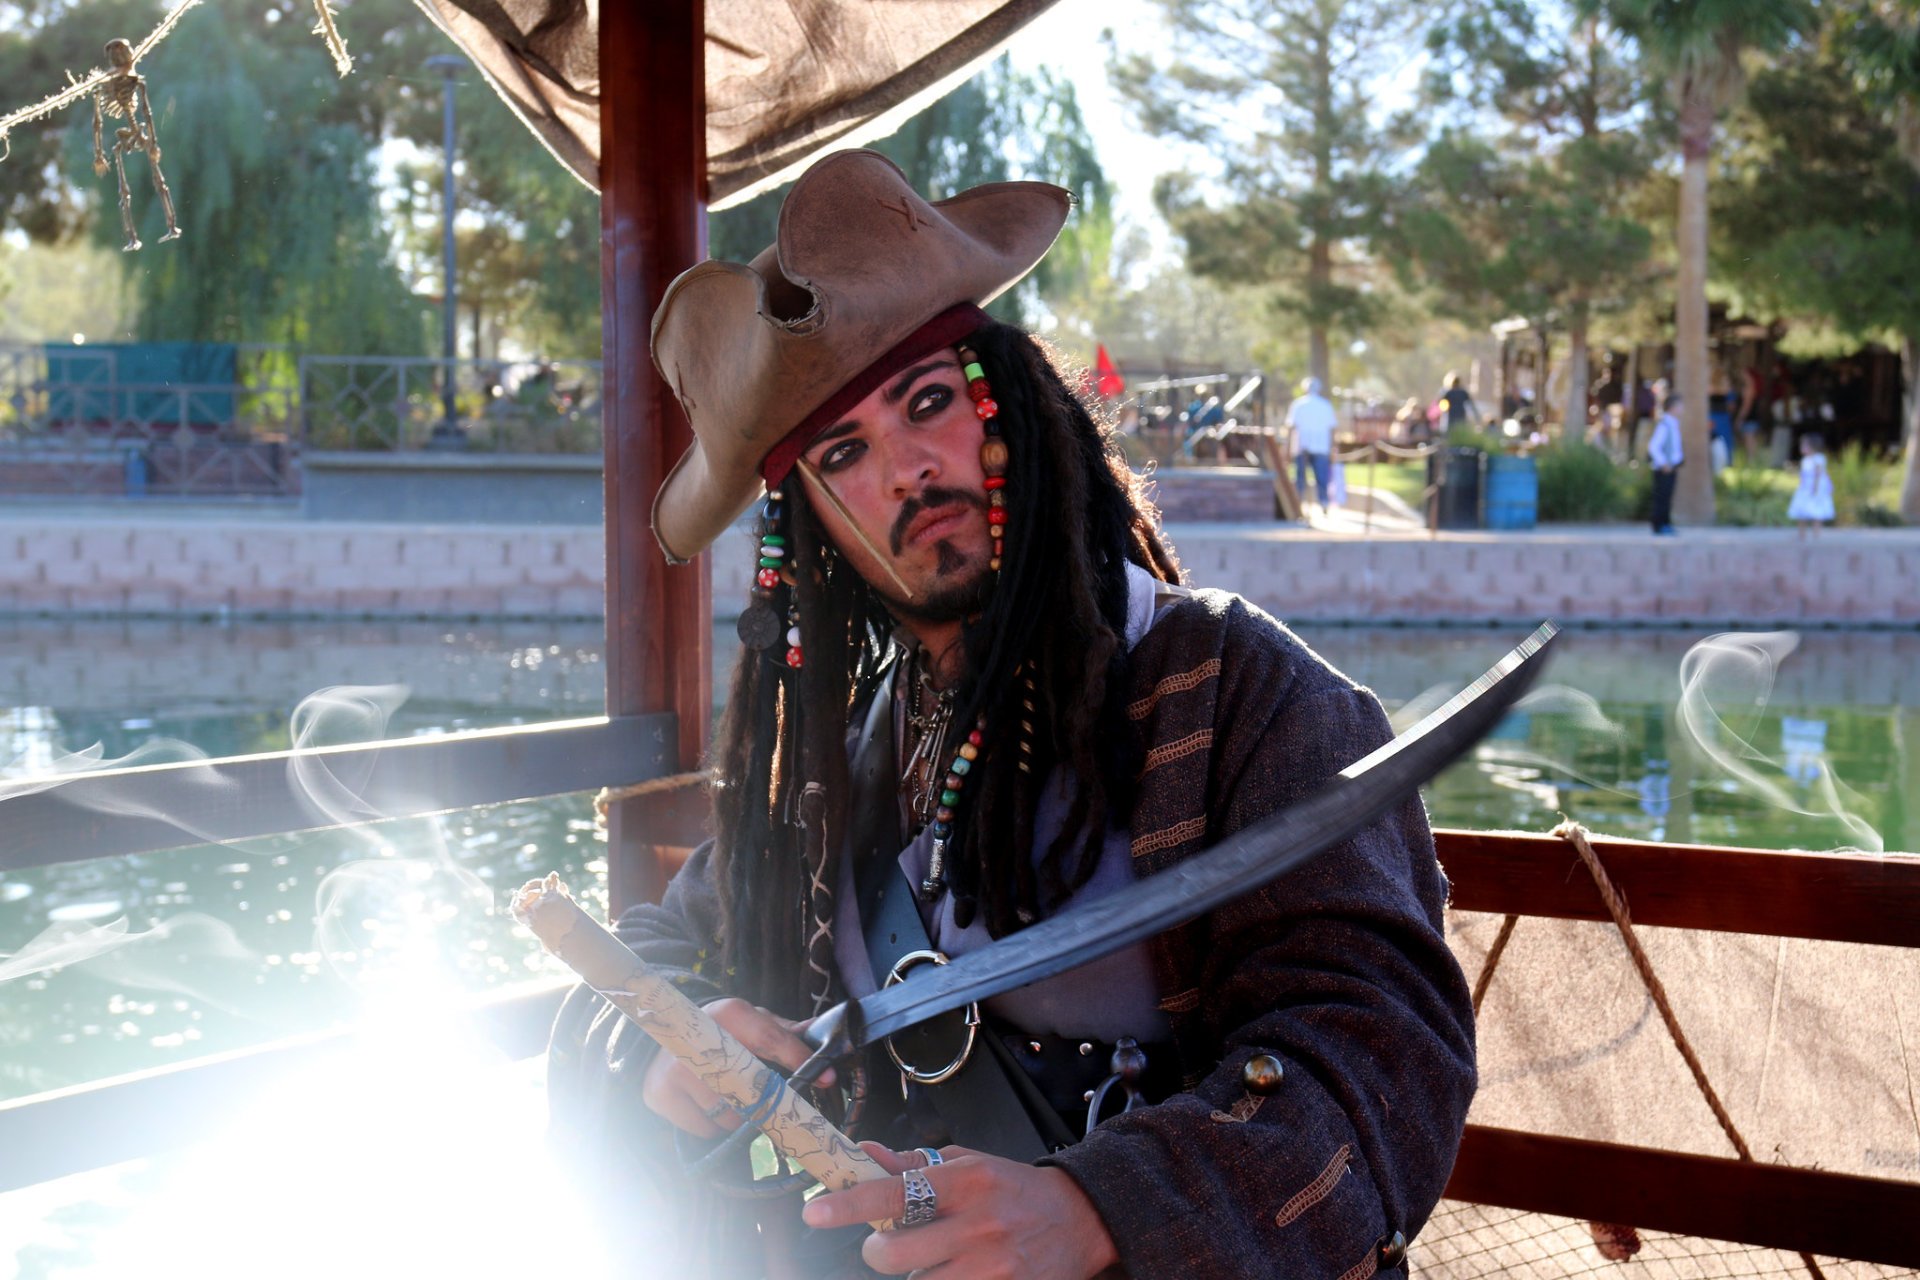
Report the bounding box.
[2,501,1915,626]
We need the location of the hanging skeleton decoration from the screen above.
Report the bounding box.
[92,37,182,251]
[0,0,353,244]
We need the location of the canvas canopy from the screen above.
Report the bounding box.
[411,0,1058,207]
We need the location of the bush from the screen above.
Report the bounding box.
[1829,442,1895,527]
[1534,441,1625,522]
[1714,462,1793,526]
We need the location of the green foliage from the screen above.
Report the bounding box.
[708,57,1109,331]
[1112,0,1416,381]
[0,0,433,353]
[1715,44,1920,347]
[1712,460,1793,526]
[1534,441,1626,521]
[1829,441,1902,525]
[1403,3,1655,344]
[1578,0,1817,109]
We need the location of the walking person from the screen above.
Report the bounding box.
[1787,432,1835,540]
[1648,392,1684,536]
[545,150,1473,1279]
[1285,376,1337,512]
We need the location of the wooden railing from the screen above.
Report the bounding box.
[1440,828,1920,1269]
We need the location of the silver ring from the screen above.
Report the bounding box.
[900,1166,938,1228]
[915,1147,944,1168]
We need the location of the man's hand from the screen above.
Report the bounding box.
[639,997,834,1136]
[803,1143,1119,1279]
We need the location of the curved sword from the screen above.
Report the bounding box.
[804,621,1558,1058]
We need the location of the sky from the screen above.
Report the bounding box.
[1000,0,1194,243]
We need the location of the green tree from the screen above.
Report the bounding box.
[0,0,157,243]
[1714,37,1920,521]
[1833,0,1920,519]
[1405,2,1654,438]
[1113,0,1414,389]
[69,4,423,354]
[708,56,1109,330]
[1578,0,1815,522]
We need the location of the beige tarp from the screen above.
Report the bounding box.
[411,0,1058,207]
[1425,910,1920,1277]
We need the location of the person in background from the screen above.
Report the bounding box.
[1707,361,1735,473]
[1647,392,1684,537]
[1285,376,1338,511]
[1436,372,1478,436]
[1787,432,1834,540]
[1392,395,1430,445]
[1732,361,1763,463]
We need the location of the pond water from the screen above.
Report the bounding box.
[1,618,1914,1104]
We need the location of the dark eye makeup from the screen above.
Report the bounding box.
[812,374,963,474]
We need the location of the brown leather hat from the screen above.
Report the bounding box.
[649,149,1071,561]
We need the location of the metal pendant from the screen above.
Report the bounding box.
[736,600,783,650]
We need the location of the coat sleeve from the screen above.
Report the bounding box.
[1042,608,1477,1279]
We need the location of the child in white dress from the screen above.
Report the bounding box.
[1787,433,1834,539]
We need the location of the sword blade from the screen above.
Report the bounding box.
[806,622,1558,1056]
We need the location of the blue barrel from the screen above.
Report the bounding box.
[1482,454,1538,530]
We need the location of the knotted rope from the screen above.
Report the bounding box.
[1472,821,1827,1279]
[592,771,708,828]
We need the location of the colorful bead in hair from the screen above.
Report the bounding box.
[737,488,796,660]
[922,717,988,898]
[956,343,1005,572]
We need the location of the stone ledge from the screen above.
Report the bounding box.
[2,514,1913,626]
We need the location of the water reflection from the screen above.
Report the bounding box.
[2,618,1915,1103]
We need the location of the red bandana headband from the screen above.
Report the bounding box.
[758,303,990,485]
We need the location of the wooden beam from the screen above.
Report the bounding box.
[1445,1124,1920,1268]
[2,715,674,871]
[0,982,569,1193]
[1435,828,1920,949]
[599,0,710,916]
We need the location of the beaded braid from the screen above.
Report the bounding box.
[921,341,1001,899]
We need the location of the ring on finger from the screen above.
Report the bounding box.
[899,1166,938,1228]
[914,1147,944,1168]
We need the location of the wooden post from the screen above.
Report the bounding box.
[599,0,711,916]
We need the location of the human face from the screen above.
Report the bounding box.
[798,348,993,620]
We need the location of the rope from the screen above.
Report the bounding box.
[1471,913,1520,1016]
[1548,822,1828,1280]
[592,770,707,824]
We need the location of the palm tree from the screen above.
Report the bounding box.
[1581,0,1813,524]
[1838,0,1920,521]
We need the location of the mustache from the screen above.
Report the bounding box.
[889,486,987,556]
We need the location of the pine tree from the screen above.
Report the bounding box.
[1112,0,1415,389]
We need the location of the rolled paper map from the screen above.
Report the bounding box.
[511,873,889,1206]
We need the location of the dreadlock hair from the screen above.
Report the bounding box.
[706,319,1181,1016]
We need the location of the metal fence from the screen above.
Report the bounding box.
[0,347,604,499]
[0,344,300,498]
[297,356,602,455]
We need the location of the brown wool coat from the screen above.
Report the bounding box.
[545,589,1476,1278]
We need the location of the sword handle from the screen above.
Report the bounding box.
[512,875,889,1210]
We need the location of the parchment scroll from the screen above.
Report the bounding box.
[511,873,889,1203]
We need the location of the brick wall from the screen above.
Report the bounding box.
[3,514,1915,628]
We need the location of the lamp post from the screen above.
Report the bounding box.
[426,53,467,448]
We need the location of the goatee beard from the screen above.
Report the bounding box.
[883,546,994,623]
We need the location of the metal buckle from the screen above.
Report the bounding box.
[882,949,980,1086]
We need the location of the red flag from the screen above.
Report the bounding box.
[1095,344,1125,399]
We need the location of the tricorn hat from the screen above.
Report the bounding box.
[649,150,1071,561]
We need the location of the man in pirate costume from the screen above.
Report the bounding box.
[546,150,1476,1279]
